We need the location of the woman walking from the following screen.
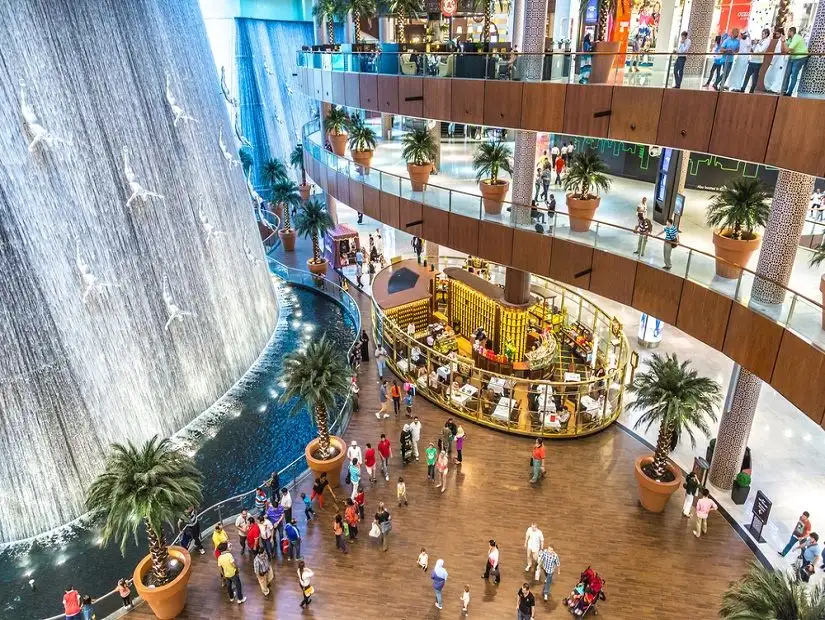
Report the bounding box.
[432,559,448,610]
[377,502,392,551]
[345,498,360,541]
[435,447,449,493]
[359,330,370,362]
[349,457,362,501]
[333,514,348,553]
[454,426,466,464]
[297,560,314,608]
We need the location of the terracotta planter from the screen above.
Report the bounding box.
[712,230,761,279]
[133,546,192,620]
[566,195,601,232]
[279,228,296,251]
[633,455,683,513]
[820,275,825,329]
[479,179,510,215]
[407,163,432,192]
[298,184,311,201]
[328,132,348,156]
[351,149,374,171]
[591,41,621,83]
[305,435,347,487]
[307,257,328,275]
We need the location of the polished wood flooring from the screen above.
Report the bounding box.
[131,246,755,619]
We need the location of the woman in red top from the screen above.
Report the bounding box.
[554,156,564,186]
[377,434,392,481]
[530,438,546,483]
[345,498,360,540]
[355,486,366,520]
[364,442,377,483]
[63,587,82,620]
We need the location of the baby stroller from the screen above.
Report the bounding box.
[562,566,606,616]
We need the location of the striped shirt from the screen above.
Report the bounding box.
[664,224,678,241]
[538,549,560,575]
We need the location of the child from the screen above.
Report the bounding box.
[116,579,132,608]
[81,595,96,620]
[397,476,408,507]
[461,585,471,615]
[333,514,348,553]
[301,492,315,521]
[417,548,429,571]
[404,388,413,418]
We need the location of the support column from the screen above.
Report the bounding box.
[683,0,714,81]
[327,195,339,225]
[425,241,440,266]
[511,0,525,49]
[504,267,531,305]
[799,1,825,98]
[655,0,677,52]
[381,114,393,140]
[344,12,354,44]
[676,150,690,194]
[510,131,537,227]
[429,121,442,174]
[379,16,396,42]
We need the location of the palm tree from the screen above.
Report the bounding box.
[271,178,302,231]
[628,353,722,481]
[562,150,612,199]
[721,561,825,619]
[290,143,307,187]
[313,0,341,44]
[389,0,423,43]
[401,126,437,166]
[280,334,352,459]
[295,198,335,264]
[809,243,825,269]
[262,158,289,186]
[342,0,377,44]
[473,140,513,185]
[325,105,350,137]
[348,116,378,153]
[86,436,203,585]
[706,179,771,241]
[595,0,617,41]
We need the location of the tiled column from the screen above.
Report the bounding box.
[510,131,537,227]
[683,0,714,80]
[425,241,439,266]
[798,1,825,97]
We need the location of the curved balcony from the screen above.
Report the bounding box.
[301,118,825,428]
[296,50,825,178]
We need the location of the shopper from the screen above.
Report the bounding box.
[693,488,718,538]
[301,492,315,521]
[258,514,275,559]
[779,510,812,557]
[376,380,390,419]
[63,586,82,620]
[524,522,544,573]
[279,487,293,525]
[217,542,246,603]
[704,36,724,88]
[183,507,205,555]
[400,424,413,465]
[285,518,302,560]
[359,330,370,361]
[461,584,471,615]
[355,261,363,287]
[662,218,679,271]
[554,154,564,186]
[537,544,560,601]
[410,416,422,460]
[347,440,363,467]
[432,559,448,610]
[529,438,546,483]
[348,458,361,501]
[441,423,453,458]
[80,595,95,620]
[741,29,771,93]
[378,433,392,481]
[784,26,809,96]
[397,476,408,507]
[253,548,274,596]
[391,380,402,416]
[116,579,132,608]
[297,560,315,608]
[633,212,652,257]
[426,441,437,482]
[682,472,700,517]
[211,522,229,558]
[345,498,360,540]
[716,29,740,90]
[333,514,349,553]
[377,502,392,551]
[246,515,261,554]
[412,236,423,263]
[364,442,377,483]
[540,166,552,202]
[796,533,822,570]
[673,31,691,88]
[517,583,536,620]
[375,343,388,380]
[404,386,414,417]
[234,509,250,556]
[355,484,366,520]
[454,426,466,464]
[310,473,332,510]
[435,447,449,493]
[482,539,501,584]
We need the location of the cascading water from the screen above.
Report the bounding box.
[0,0,277,542]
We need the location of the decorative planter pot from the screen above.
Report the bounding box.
[351,149,374,172]
[633,455,683,513]
[479,179,510,215]
[712,230,761,279]
[407,163,432,192]
[731,482,750,505]
[591,41,622,84]
[328,132,348,157]
[305,435,347,487]
[566,195,601,232]
[307,257,329,275]
[298,183,311,201]
[133,546,192,620]
[278,228,296,252]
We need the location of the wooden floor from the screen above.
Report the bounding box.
[131,244,755,619]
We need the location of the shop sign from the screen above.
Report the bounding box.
[584,0,598,25]
[747,490,772,543]
[637,313,663,347]
[441,0,457,17]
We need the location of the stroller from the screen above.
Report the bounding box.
[562,566,606,616]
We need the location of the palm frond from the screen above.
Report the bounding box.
[262,158,289,188]
[348,118,378,152]
[809,243,825,268]
[402,127,436,166]
[271,179,302,211]
[472,141,513,183]
[325,106,350,135]
[706,179,771,240]
[721,560,825,620]
[294,197,335,241]
[562,150,612,199]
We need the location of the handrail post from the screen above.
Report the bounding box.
[787,294,798,327]
[685,248,692,277]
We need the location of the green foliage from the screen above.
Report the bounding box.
[401,127,437,166]
[262,158,289,188]
[809,243,825,269]
[734,471,752,487]
[271,178,302,230]
[312,0,343,21]
[562,150,612,200]
[295,198,335,243]
[706,179,771,240]
[86,436,203,555]
[721,561,825,620]
[389,0,423,17]
[473,140,513,184]
[290,144,307,186]
[629,353,722,480]
[348,116,378,152]
[325,106,350,136]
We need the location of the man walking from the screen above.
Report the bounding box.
[673,31,690,88]
[284,518,302,560]
[715,29,740,90]
[662,218,679,271]
[409,416,422,461]
[377,433,392,481]
[537,544,560,601]
[517,583,536,620]
[253,547,274,596]
[529,438,546,483]
[375,343,388,380]
[217,542,247,603]
[375,380,390,419]
[693,488,718,538]
[779,510,812,557]
[524,522,544,573]
[633,212,652,257]
[234,508,249,556]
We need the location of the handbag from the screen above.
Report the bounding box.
[369,522,381,538]
[303,585,315,597]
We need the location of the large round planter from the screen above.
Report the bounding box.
[633,455,683,513]
[298,184,311,201]
[306,435,347,487]
[479,180,510,215]
[328,132,348,157]
[351,149,374,172]
[279,228,296,252]
[712,230,761,279]
[407,163,432,192]
[591,41,621,84]
[566,195,601,232]
[307,257,328,275]
[133,546,192,620]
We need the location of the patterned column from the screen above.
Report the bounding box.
[683,0,714,80]
[510,131,537,227]
[516,0,549,82]
[425,241,440,266]
[798,1,825,98]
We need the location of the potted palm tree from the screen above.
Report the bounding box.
[809,243,825,328]
[290,143,311,201]
[707,179,770,279]
[473,141,513,215]
[348,116,378,171]
[325,106,350,157]
[389,0,423,42]
[263,158,289,217]
[312,0,341,45]
[628,353,722,513]
[562,150,612,232]
[280,334,352,484]
[86,437,203,620]
[342,0,377,45]
[721,561,825,619]
[271,178,302,252]
[295,197,335,275]
[402,126,437,191]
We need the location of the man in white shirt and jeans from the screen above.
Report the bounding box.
[524,522,545,573]
[673,31,691,88]
[741,28,772,93]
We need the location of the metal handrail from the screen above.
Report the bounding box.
[300,50,825,58]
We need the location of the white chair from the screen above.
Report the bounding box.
[400,54,417,75]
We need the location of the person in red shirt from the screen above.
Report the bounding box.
[377,434,392,482]
[554,156,564,186]
[246,516,261,553]
[344,498,360,541]
[364,442,377,483]
[63,586,82,620]
[355,486,366,520]
[530,438,546,483]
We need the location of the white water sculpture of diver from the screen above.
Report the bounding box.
[263,61,275,76]
[234,108,253,149]
[123,147,164,208]
[19,80,69,152]
[76,239,119,303]
[220,66,237,107]
[165,72,198,127]
[162,275,196,330]
[218,127,239,168]
[243,232,263,265]
[198,199,224,243]
[246,169,265,208]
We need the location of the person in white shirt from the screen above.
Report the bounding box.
[741,28,772,93]
[279,488,293,524]
[407,322,416,337]
[346,440,363,467]
[482,539,501,584]
[235,509,250,556]
[524,522,545,572]
[409,416,422,460]
[258,514,275,559]
[673,31,691,88]
[460,585,471,614]
[726,30,751,90]
[550,144,560,167]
